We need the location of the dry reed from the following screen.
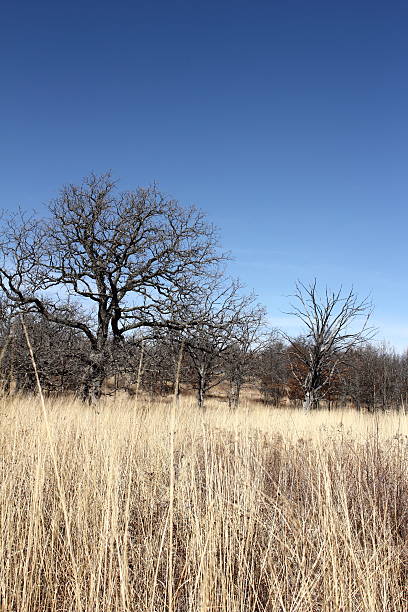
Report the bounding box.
[0,396,407,611]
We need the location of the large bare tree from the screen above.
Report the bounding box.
[285,280,375,410]
[0,172,226,401]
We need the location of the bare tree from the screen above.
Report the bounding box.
[256,334,289,406]
[178,280,263,408]
[341,343,404,411]
[118,334,178,397]
[10,313,89,395]
[222,304,267,408]
[285,280,375,410]
[0,172,226,402]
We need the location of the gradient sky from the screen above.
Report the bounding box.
[1,1,407,348]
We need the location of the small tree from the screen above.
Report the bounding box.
[222,304,267,408]
[180,280,263,408]
[285,280,375,410]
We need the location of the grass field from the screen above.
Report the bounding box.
[0,395,407,611]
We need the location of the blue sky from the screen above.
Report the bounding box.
[1,1,407,348]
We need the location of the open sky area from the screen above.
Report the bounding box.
[1,0,407,349]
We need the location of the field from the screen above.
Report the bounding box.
[0,396,407,611]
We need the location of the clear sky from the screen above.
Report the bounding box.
[1,1,407,349]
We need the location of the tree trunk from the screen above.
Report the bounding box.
[81,350,106,404]
[228,380,241,409]
[303,390,319,410]
[196,368,206,409]
[197,383,205,409]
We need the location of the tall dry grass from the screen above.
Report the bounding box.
[0,396,407,611]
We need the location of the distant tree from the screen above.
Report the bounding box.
[285,280,375,410]
[10,313,89,395]
[342,343,403,411]
[257,336,290,406]
[0,172,226,402]
[180,280,264,408]
[222,304,267,408]
[132,335,179,396]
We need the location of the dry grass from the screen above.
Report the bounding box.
[0,396,408,611]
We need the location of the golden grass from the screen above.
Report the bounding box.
[0,396,407,611]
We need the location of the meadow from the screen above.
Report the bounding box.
[0,395,407,611]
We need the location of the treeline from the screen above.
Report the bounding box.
[1,311,407,411]
[0,172,404,410]
[258,339,408,411]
